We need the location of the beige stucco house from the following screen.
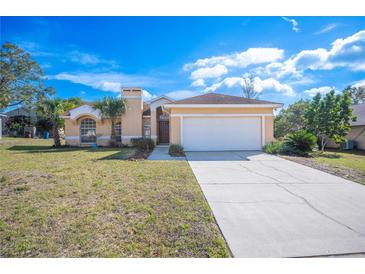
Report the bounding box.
[62,87,282,151]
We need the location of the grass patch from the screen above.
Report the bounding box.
[312,149,365,173]
[0,137,229,257]
[282,149,365,185]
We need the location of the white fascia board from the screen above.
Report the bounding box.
[163,104,283,109]
[69,105,101,120]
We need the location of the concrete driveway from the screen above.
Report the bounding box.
[186,151,365,257]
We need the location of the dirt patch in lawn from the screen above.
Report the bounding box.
[128,149,151,161]
[281,155,365,185]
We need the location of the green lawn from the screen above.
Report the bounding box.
[313,150,365,174]
[283,149,365,185]
[0,137,229,257]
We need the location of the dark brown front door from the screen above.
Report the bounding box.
[159,121,169,144]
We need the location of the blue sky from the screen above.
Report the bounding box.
[1,16,365,106]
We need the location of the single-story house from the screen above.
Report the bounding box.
[0,114,7,140]
[62,88,282,151]
[3,106,39,137]
[327,103,365,150]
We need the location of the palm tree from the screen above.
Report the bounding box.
[93,96,127,146]
[36,97,81,147]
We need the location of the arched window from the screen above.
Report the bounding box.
[80,118,96,143]
[114,122,122,143]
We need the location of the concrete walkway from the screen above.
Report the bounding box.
[186,151,365,258]
[147,146,185,160]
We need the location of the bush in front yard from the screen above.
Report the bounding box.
[284,130,317,155]
[168,144,185,157]
[263,141,284,154]
[131,138,155,152]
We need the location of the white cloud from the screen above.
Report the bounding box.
[282,17,300,32]
[258,29,365,79]
[165,90,202,100]
[69,51,101,65]
[191,78,206,87]
[204,76,295,97]
[184,48,284,71]
[16,41,118,68]
[50,72,164,92]
[68,50,118,68]
[314,24,338,35]
[142,89,156,101]
[190,64,228,80]
[253,77,295,97]
[203,77,244,92]
[328,30,365,70]
[304,86,335,97]
[353,79,365,88]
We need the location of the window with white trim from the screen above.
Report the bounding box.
[80,118,96,143]
[144,125,151,138]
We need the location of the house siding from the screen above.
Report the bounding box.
[65,116,114,146]
[168,107,275,147]
[326,125,365,150]
[121,90,143,145]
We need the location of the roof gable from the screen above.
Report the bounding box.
[149,96,174,110]
[148,95,174,104]
[63,104,101,120]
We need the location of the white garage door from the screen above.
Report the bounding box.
[182,117,262,151]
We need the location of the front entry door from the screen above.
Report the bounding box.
[159,121,169,144]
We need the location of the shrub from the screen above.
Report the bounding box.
[131,138,155,152]
[284,130,317,155]
[263,141,284,154]
[168,144,185,157]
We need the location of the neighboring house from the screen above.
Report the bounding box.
[3,106,38,137]
[327,103,365,150]
[4,106,38,124]
[0,114,6,140]
[62,87,282,151]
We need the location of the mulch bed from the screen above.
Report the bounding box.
[280,155,365,185]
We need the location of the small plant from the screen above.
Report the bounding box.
[263,141,284,154]
[131,138,155,152]
[284,130,317,155]
[14,185,30,193]
[168,144,185,157]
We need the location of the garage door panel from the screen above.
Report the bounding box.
[183,117,261,151]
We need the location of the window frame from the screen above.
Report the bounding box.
[80,118,97,144]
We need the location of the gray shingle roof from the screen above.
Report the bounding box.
[352,103,365,126]
[171,92,282,105]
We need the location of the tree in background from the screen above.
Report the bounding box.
[241,74,260,99]
[93,97,127,146]
[274,100,309,138]
[343,85,365,104]
[36,97,81,147]
[0,42,54,109]
[305,90,355,152]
